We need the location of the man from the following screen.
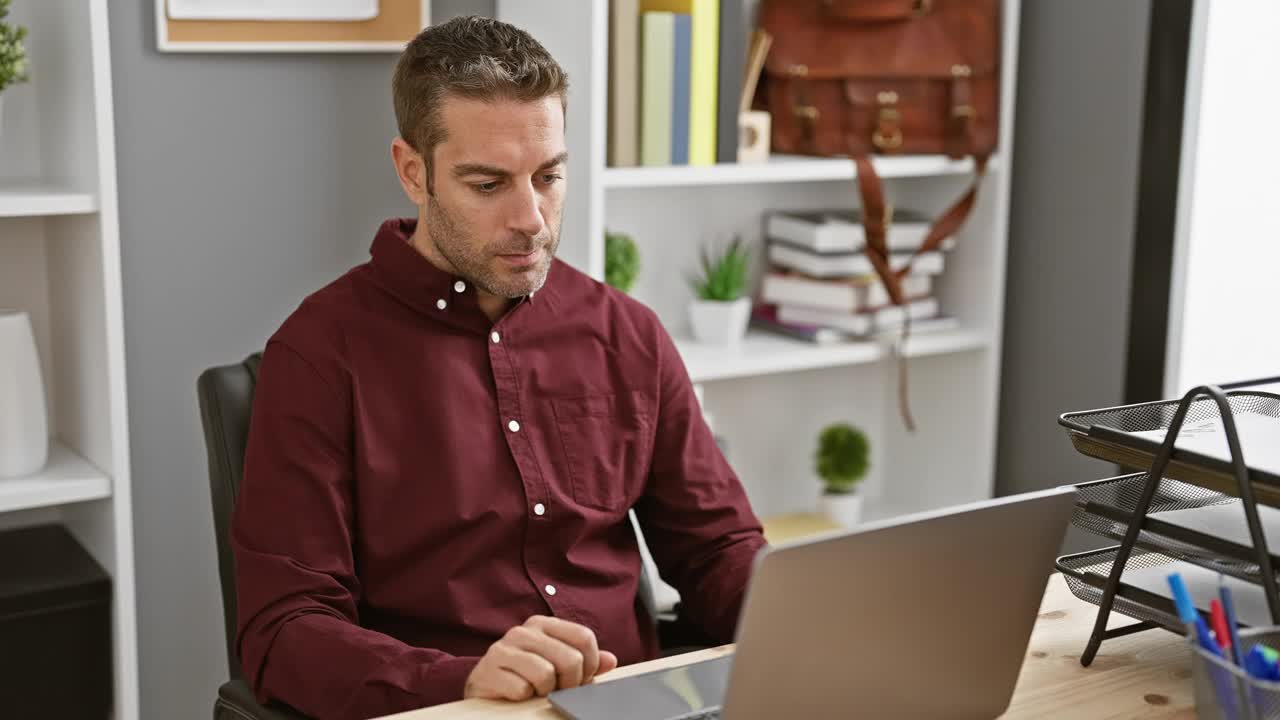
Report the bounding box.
[232,15,765,720]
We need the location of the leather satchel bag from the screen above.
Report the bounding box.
[757,0,1000,306]
[756,0,1000,429]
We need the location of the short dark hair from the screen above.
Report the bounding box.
[392,16,569,169]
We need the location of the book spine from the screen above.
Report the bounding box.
[670,13,692,165]
[608,0,641,167]
[640,13,675,167]
[688,0,719,165]
[766,214,865,252]
[716,0,745,163]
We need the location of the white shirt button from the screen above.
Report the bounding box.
[508,419,521,432]
[454,280,466,293]
[545,584,557,596]
[436,298,447,310]
[491,331,501,344]
[533,503,546,516]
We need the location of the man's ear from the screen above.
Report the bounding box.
[391,137,432,205]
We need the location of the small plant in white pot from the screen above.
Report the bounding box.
[815,422,870,528]
[0,0,30,138]
[688,236,752,345]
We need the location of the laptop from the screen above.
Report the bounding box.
[548,487,1077,720]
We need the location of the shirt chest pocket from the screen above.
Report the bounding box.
[551,391,654,512]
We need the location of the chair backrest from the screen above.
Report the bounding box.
[196,353,263,679]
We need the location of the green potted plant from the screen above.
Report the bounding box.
[688,236,752,345]
[605,230,640,293]
[0,0,30,137]
[815,422,870,528]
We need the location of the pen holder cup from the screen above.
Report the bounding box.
[1192,627,1280,719]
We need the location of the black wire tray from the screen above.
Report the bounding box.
[1056,546,1185,633]
[1069,474,1280,584]
[1059,384,1280,667]
[1059,392,1280,504]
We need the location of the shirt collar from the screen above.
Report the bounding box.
[368,217,546,319]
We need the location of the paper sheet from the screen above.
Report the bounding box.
[167,0,379,21]
[1155,503,1280,549]
[1129,412,1280,477]
[1124,559,1274,627]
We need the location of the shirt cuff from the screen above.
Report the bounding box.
[418,655,483,707]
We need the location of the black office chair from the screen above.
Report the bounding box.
[198,354,306,720]
[197,353,711,720]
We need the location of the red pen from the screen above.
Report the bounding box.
[1211,598,1232,653]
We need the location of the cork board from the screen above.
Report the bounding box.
[156,0,431,52]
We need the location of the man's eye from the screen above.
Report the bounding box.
[541,174,562,185]
[475,182,500,193]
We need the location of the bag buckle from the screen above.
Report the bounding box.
[789,68,821,152]
[873,90,903,151]
[950,64,976,119]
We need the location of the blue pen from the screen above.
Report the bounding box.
[1195,616,1223,657]
[1220,581,1244,666]
[1168,572,1200,624]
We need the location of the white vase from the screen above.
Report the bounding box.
[0,310,49,478]
[688,297,751,345]
[819,491,864,529]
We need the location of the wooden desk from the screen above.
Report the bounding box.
[377,574,1196,719]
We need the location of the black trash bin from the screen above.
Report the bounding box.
[0,523,113,719]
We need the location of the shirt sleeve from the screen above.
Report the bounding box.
[232,338,481,720]
[632,320,768,643]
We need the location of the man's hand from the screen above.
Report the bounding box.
[463,616,620,701]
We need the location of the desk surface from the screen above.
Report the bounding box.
[377,573,1196,719]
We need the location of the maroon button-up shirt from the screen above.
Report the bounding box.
[232,218,766,719]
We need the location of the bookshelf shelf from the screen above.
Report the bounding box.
[603,153,987,189]
[0,443,111,513]
[0,184,99,218]
[0,1,140,717]
[675,328,987,384]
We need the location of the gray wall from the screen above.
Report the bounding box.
[108,2,492,718]
[996,0,1151,552]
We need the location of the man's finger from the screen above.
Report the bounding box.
[597,650,619,676]
[494,643,558,697]
[491,667,537,701]
[509,625,586,689]
[530,616,601,680]
[468,664,536,702]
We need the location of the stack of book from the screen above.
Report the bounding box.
[609,0,752,167]
[750,209,959,344]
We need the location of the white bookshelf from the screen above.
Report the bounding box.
[0,2,139,719]
[497,0,1021,530]
[603,153,985,188]
[0,443,112,513]
[0,184,99,217]
[676,328,988,384]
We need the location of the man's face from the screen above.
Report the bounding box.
[424,95,567,299]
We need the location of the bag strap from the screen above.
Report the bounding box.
[853,154,990,431]
[854,154,990,298]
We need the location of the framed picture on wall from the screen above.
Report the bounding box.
[155,0,431,52]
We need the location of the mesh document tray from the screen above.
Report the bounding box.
[1070,474,1280,584]
[1056,546,1185,632]
[1059,392,1280,506]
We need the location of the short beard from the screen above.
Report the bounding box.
[425,193,558,299]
